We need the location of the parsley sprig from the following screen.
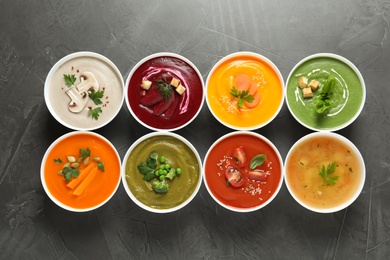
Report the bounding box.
[137,152,158,181]
[89,90,105,105]
[64,74,76,87]
[88,107,102,120]
[319,162,339,185]
[229,86,255,107]
[315,76,335,114]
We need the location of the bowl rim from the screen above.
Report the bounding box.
[285,52,366,132]
[121,131,203,213]
[202,130,284,212]
[283,131,366,213]
[124,52,205,132]
[44,51,125,131]
[40,130,122,212]
[205,51,285,131]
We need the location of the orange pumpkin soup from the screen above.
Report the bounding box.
[285,134,364,211]
[206,53,283,129]
[42,132,120,210]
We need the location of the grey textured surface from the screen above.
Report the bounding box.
[1,0,389,259]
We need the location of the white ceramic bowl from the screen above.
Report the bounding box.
[205,51,285,130]
[125,52,204,131]
[121,131,202,213]
[203,131,283,212]
[285,53,366,131]
[284,132,365,213]
[44,51,124,131]
[41,131,121,212]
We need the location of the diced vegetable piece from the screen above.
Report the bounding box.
[303,87,313,98]
[141,80,152,90]
[298,76,308,88]
[308,79,320,91]
[72,167,98,196]
[170,77,180,88]
[66,164,94,189]
[175,84,186,95]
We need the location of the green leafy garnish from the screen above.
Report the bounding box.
[80,148,91,159]
[54,158,62,164]
[98,162,105,172]
[156,78,173,99]
[319,162,339,185]
[63,74,76,87]
[249,154,267,169]
[315,76,336,113]
[62,167,80,182]
[229,86,255,107]
[88,107,102,120]
[137,152,159,181]
[89,90,105,105]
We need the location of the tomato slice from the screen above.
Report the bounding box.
[225,167,246,188]
[232,146,247,168]
[247,169,269,181]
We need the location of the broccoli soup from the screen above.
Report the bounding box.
[123,133,201,212]
[285,133,365,213]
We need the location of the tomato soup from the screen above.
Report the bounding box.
[285,133,365,212]
[203,132,283,211]
[206,52,284,129]
[42,132,121,211]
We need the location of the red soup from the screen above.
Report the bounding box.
[127,55,204,130]
[204,132,283,211]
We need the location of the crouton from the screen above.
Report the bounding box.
[176,84,186,95]
[141,80,152,90]
[302,87,313,98]
[298,76,308,88]
[170,77,180,88]
[308,79,320,91]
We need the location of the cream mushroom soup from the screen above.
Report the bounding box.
[47,54,123,130]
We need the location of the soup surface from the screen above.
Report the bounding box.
[43,133,121,210]
[286,57,364,130]
[207,54,283,129]
[124,135,200,210]
[285,135,363,210]
[48,55,123,129]
[204,133,282,210]
[127,56,204,130]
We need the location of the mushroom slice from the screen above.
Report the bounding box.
[66,86,88,113]
[76,71,100,93]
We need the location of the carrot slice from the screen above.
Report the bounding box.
[245,91,261,108]
[66,164,94,189]
[72,167,98,196]
[234,74,251,92]
[248,80,258,95]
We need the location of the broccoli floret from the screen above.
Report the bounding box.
[152,179,169,194]
[165,168,176,180]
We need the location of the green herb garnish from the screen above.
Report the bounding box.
[249,154,267,169]
[156,78,173,99]
[62,167,80,182]
[63,74,76,87]
[229,86,255,107]
[80,148,91,159]
[315,76,336,113]
[319,162,339,185]
[88,107,102,120]
[89,90,105,105]
[98,162,105,172]
[54,158,63,164]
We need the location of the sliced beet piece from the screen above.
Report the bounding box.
[164,93,179,118]
[140,85,163,107]
[153,92,175,116]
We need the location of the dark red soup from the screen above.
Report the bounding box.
[128,55,204,130]
[204,133,283,210]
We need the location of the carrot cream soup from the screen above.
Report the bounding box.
[204,132,283,211]
[206,52,284,130]
[42,132,121,210]
[285,133,364,211]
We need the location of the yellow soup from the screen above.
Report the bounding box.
[285,135,363,211]
[207,54,283,129]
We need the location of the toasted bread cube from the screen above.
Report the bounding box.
[308,79,320,91]
[176,84,186,95]
[302,87,313,98]
[170,77,180,88]
[298,76,308,88]
[141,80,152,90]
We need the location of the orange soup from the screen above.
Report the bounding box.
[204,132,283,211]
[285,134,364,211]
[42,132,121,210]
[206,53,283,129]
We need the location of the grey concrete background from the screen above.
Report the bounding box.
[0,0,389,259]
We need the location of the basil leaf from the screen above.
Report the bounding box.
[250,154,267,169]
